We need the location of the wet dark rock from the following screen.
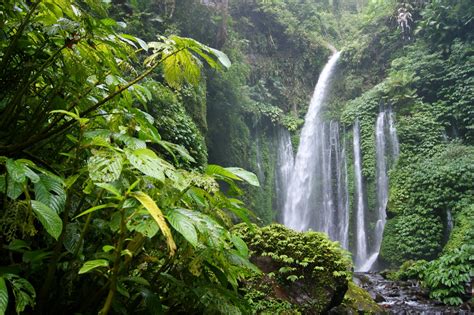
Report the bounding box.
[375,293,386,303]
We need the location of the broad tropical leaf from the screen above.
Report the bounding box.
[87,151,123,183]
[95,183,122,197]
[159,141,196,163]
[225,167,260,187]
[6,159,28,183]
[132,192,176,255]
[127,212,159,238]
[3,274,35,314]
[126,148,171,182]
[0,277,7,315]
[31,200,63,240]
[6,179,23,200]
[206,165,241,181]
[167,208,198,246]
[230,235,249,258]
[34,174,66,213]
[79,259,109,274]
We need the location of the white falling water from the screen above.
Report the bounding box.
[375,111,388,249]
[255,136,265,184]
[360,109,400,272]
[275,128,294,215]
[353,120,368,270]
[281,52,349,249]
[388,108,400,158]
[283,52,341,232]
[332,122,350,249]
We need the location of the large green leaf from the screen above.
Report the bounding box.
[34,174,66,213]
[126,148,171,182]
[6,179,23,200]
[78,259,109,274]
[6,159,27,183]
[225,167,260,187]
[87,151,123,183]
[0,277,7,315]
[127,211,159,238]
[208,47,231,69]
[159,141,196,163]
[205,165,241,181]
[230,235,249,258]
[167,208,198,246]
[3,274,35,315]
[169,208,225,248]
[132,192,176,255]
[30,200,63,240]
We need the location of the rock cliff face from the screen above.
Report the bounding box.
[234,224,351,313]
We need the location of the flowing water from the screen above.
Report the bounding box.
[281,52,351,250]
[275,127,294,217]
[278,53,402,270]
[388,108,400,158]
[361,109,400,272]
[354,273,472,314]
[353,120,368,269]
[282,52,341,232]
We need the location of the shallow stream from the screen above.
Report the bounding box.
[354,273,472,314]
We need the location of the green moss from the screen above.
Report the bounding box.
[234,224,352,313]
[336,281,383,314]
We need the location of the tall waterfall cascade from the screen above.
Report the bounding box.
[276,51,400,270]
[281,52,350,248]
[359,108,400,272]
[353,120,368,269]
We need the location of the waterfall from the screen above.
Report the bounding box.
[360,109,400,272]
[375,111,388,250]
[332,122,350,249]
[282,52,349,248]
[388,108,400,158]
[255,136,265,183]
[275,128,294,215]
[353,120,368,270]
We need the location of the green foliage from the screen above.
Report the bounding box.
[381,215,443,264]
[234,224,351,313]
[0,1,261,314]
[422,244,473,305]
[386,205,473,305]
[381,144,474,264]
[388,259,429,281]
[443,204,474,253]
[417,0,473,47]
[395,245,474,306]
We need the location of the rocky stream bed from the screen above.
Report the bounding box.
[353,273,473,314]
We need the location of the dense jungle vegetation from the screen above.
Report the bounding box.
[0,0,473,314]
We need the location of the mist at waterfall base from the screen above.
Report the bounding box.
[276,52,399,272]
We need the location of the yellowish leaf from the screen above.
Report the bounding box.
[131,192,176,256]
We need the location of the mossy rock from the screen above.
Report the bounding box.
[233,223,352,314]
[329,281,383,314]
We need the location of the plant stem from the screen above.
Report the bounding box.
[99,207,127,315]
